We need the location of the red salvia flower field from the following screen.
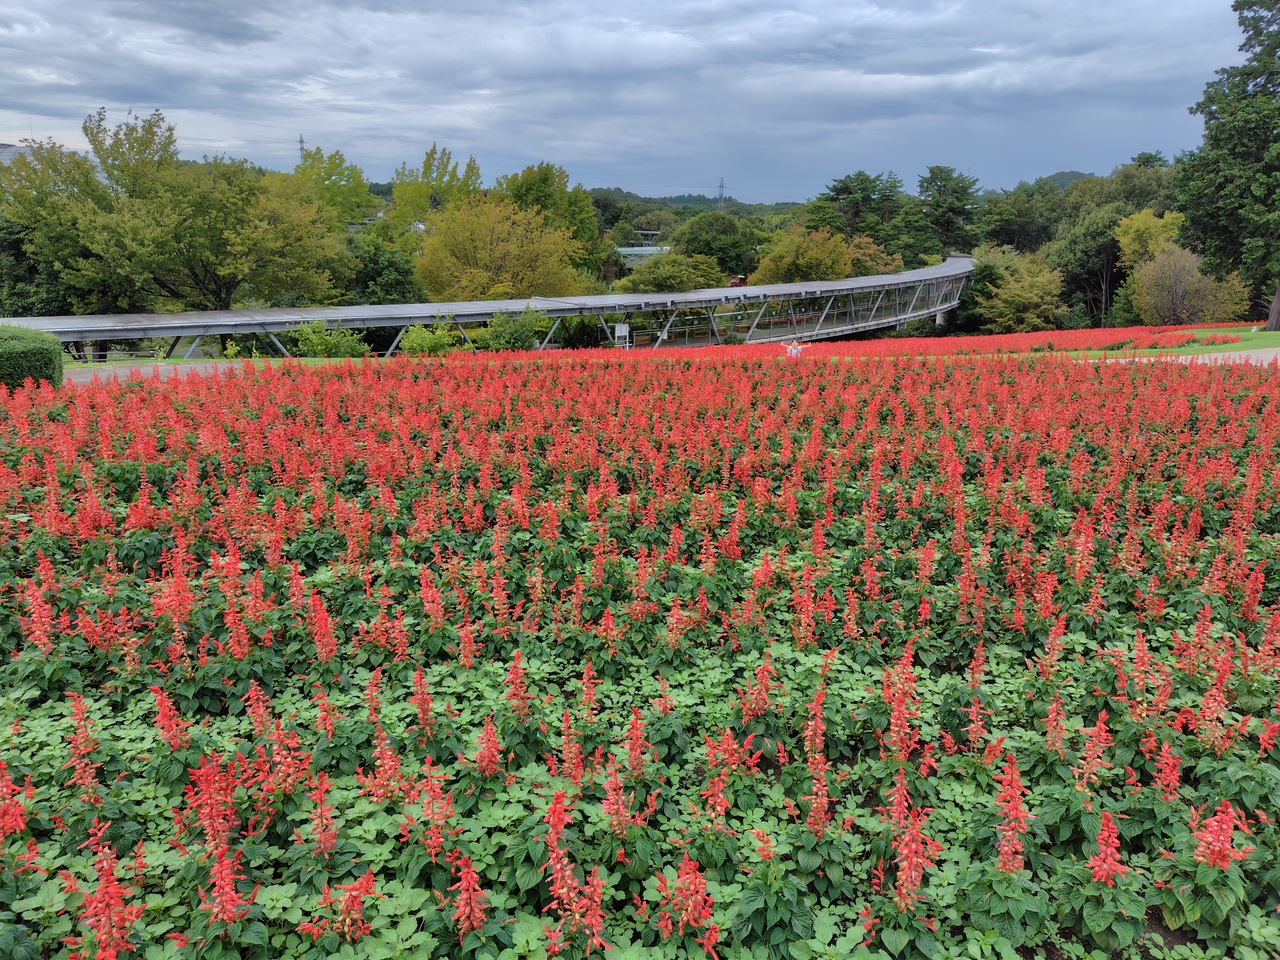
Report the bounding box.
[0,337,1278,958]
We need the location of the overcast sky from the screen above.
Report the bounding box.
[0,0,1247,203]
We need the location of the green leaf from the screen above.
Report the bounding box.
[880,927,910,955]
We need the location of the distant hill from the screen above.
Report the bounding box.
[1044,171,1093,190]
[589,186,800,218]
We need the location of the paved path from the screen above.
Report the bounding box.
[62,361,241,385]
[1180,347,1280,365]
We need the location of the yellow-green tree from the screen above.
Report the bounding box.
[293,147,379,227]
[493,162,605,274]
[416,196,584,301]
[1115,209,1185,270]
[750,226,848,284]
[388,144,482,237]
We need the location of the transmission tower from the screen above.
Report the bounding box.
[299,135,306,164]
[717,177,725,210]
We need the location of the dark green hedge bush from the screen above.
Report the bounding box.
[0,325,64,391]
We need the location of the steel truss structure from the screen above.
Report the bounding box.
[7,258,972,357]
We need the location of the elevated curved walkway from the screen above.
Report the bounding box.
[6,257,972,356]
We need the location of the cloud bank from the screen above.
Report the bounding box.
[0,0,1246,201]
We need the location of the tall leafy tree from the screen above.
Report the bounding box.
[1175,0,1280,329]
[917,165,980,252]
[818,171,904,238]
[975,178,1064,251]
[1045,202,1128,320]
[294,147,379,227]
[389,144,482,236]
[881,197,943,269]
[493,163,604,274]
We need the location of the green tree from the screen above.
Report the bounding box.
[671,211,758,276]
[800,199,849,235]
[955,244,1020,333]
[1131,244,1251,325]
[881,197,943,268]
[229,171,357,307]
[1175,0,1280,329]
[973,251,1067,333]
[0,217,74,317]
[294,147,379,227]
[493,163,604,274]
[974,178,1064,251]
[613,252,724,293]
[1045,202,1128,320]
[344,231,422,305]
[416,195,584,301]
[818,171,904,238]
[918,165,980,252]
[389,144,482,236]
[1130,151,1170,169]
[750,225,851,284]
[0,110,354,313]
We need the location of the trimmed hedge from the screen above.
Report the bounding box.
[0,325,64,391]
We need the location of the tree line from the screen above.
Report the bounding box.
[2,0,1277,340]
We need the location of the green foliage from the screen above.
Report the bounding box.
[493,162,605,275]
[672,211,759,276]
[388,143,482,237]
[917,165,980,252]
[1044,202,1128,320]
[816,170,947,268]
[0,324,63,389]
[818,170,906,236]
[1116,209,1186,270]
[614,252,725,293]
[343,232,422,306]
[0,111,355,314]
[1175,0,1280,328]
[881,198,943,269]
[800,199,849,236]
[472,307,545,352]
[400,324,462,357]
[294,147,379,227]
[975,178,1065,251]
[750,226,896,284]
[971,247,1067,333]
[291,320,371,359]
[0,217,74,318]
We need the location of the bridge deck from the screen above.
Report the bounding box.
[5,258,972,355]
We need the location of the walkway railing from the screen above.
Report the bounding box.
[5,257,972,357]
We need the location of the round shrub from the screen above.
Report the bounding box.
[0,325,64,391]
[401,323,462,357]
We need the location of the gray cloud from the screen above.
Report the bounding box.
[0,0,1246,201]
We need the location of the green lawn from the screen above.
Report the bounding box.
[1074,325,1279,359]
